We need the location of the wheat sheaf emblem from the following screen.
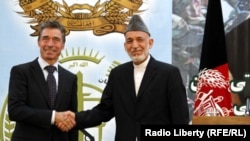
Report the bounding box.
[18,0,144,36]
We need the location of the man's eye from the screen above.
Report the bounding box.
[138,38,144,42]
[53,38,60,42]
[126,40,132,43]
[42,37,49,41]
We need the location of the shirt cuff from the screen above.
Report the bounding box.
[51,110,55,125]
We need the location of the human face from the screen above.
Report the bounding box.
[124,31,153,65]
[38,28,65,64]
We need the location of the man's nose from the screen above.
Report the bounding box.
[47,39,55,46]
[132,41,139,48]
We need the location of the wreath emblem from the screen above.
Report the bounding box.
[18,0,144,36]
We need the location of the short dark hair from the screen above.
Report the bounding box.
[38,20,66,43]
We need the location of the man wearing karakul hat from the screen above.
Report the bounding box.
[124,14,151,36]
[57,14,190,141]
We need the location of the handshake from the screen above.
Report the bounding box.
[55,111,76,132]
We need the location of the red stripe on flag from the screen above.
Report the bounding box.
[193,0,233,116]
[194,63,234,116]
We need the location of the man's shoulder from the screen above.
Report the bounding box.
[151,59,180,73]
[12,58,38,69]
[151,58,176,67]
[113,61,132,70]
[58,65,76,76]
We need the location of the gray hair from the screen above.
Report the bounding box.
[38,20,66,43]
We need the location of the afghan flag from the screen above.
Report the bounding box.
[193,0,234,116]
[226,13,250,115]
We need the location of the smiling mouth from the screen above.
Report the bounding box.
[45,48,56,52]
[132,51,142,55]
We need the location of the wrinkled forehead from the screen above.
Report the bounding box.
[125,31,150,38]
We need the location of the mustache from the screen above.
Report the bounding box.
[131,48,142,52]
[44,46,56,52]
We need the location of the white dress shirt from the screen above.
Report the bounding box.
[133,55,150,95]
[38,56,59,124]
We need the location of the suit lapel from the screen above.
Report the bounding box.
[136,57,156,100]
[55,65,66,107]
[31,59,52,108]
[123,62,137,101]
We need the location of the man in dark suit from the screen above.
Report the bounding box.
[8,20,78,141]
[58,15,190,141]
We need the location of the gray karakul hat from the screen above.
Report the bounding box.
[124,15,150,36]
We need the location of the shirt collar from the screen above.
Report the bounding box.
[38,56,58,71]
[133,55,150,69]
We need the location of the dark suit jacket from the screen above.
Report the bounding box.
[75,56,189,141]
[8,58,78,141]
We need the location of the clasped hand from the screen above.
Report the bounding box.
[55,111,75,132]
